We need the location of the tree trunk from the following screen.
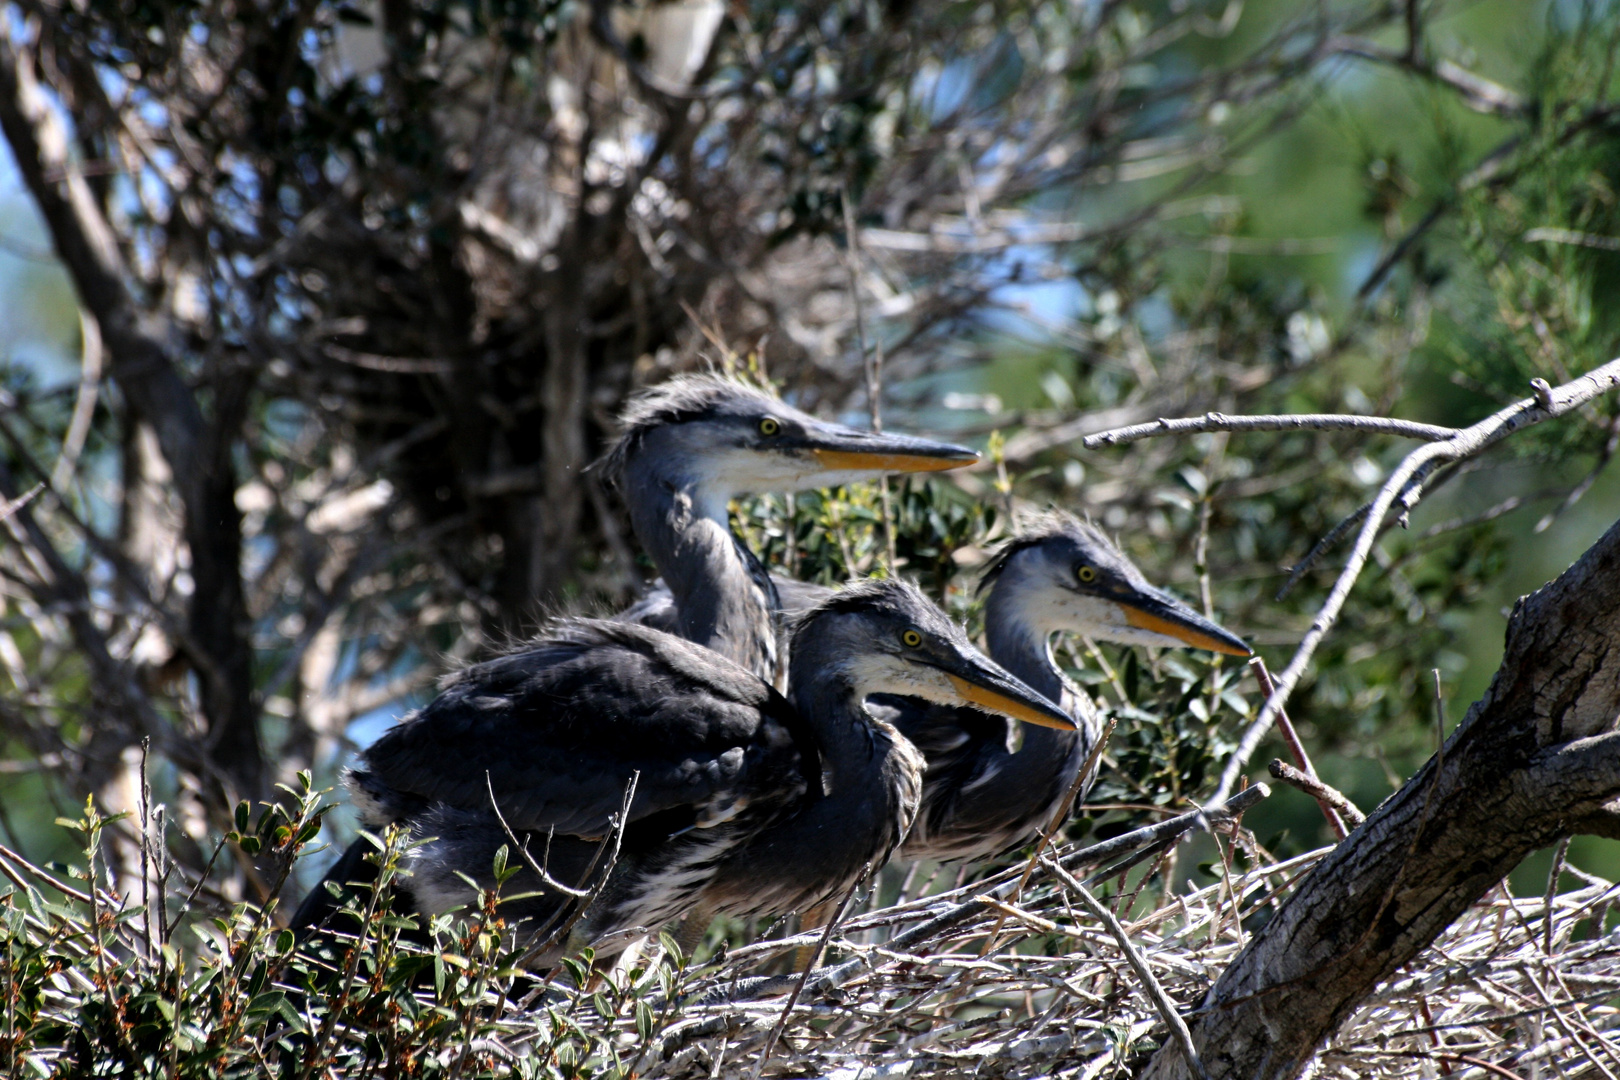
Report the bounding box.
[1146,514,1620,1080]
[0,39,262,797]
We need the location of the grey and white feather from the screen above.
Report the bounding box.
[602,375,976,685]
[289,578,1070,968]
[891,512,1252,863]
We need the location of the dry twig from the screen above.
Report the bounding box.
[1205,359,1620,800]
[1267,760,1366,828]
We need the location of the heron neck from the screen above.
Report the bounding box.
[755,638,918,890]
[624,461,778,682]
[701,654,916,916]
[983,584,1081,754]
[789,670,887,796]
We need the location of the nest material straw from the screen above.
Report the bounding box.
[488,838,1620,1079]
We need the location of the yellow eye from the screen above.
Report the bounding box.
[759,417,780,436]
[901,629,922,648]
[1077,565,1097,584]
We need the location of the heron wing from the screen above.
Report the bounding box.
[356,621,816,839]
[877,695,1014,787]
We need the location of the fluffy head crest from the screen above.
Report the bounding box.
[977,510,1115,595]
[796,576,938,625]
[789,577,970,654]
[597,374,785,481]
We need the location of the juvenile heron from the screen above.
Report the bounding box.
[289,578,1071,966]
[605,376,977,683]
[891,514,1251,863]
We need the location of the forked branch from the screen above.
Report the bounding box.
[1089,358,1620,800]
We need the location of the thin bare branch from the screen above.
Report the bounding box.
[0,484,43,524]
[484,773,594,899]
[1267,760,1367,828]
[518,771,641,968]
[1331,37,1527,117]
[1214,357,1620,801]
[1043,855,1211,1080]
[1083,411,1455,450]
[1253,658,1349,839]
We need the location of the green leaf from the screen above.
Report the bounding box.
[246,990,287,1015]
[658,931,684,968]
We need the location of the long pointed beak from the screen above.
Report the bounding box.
[804,424,978,474]
[941,662,1076,731]
[1119,587,1251,656]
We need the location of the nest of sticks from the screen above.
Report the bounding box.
[496,788,1620,1080]
[21,781,1604,1076]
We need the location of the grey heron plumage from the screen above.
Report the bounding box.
[888,513,1251,863]
[604,375,976,683]
[289,578,1071,967]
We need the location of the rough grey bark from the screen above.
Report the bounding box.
[1144,514,1620,1080]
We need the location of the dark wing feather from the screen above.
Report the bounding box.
[358,621,815,839]
[880,685,1094,861]
[878,694,1046,859]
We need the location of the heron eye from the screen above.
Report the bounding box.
[758,417,781,436]
[901,629,922,648]
[1076,565,1098,584]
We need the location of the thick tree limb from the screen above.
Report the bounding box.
[1144,513,1620,1080]
[0,37,203,475]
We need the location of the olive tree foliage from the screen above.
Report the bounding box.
[0,0,1616,910]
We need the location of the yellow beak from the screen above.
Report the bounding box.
[946,674,1077,730]
[1123,606,1253,656]
[812,448,976,473]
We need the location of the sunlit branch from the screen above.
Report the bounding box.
[1082,412,1456,450]
[1211,357,1620,801]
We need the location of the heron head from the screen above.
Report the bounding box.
[980,513,1251,656]
[602,376,977,504]
[793,578,1075,731]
